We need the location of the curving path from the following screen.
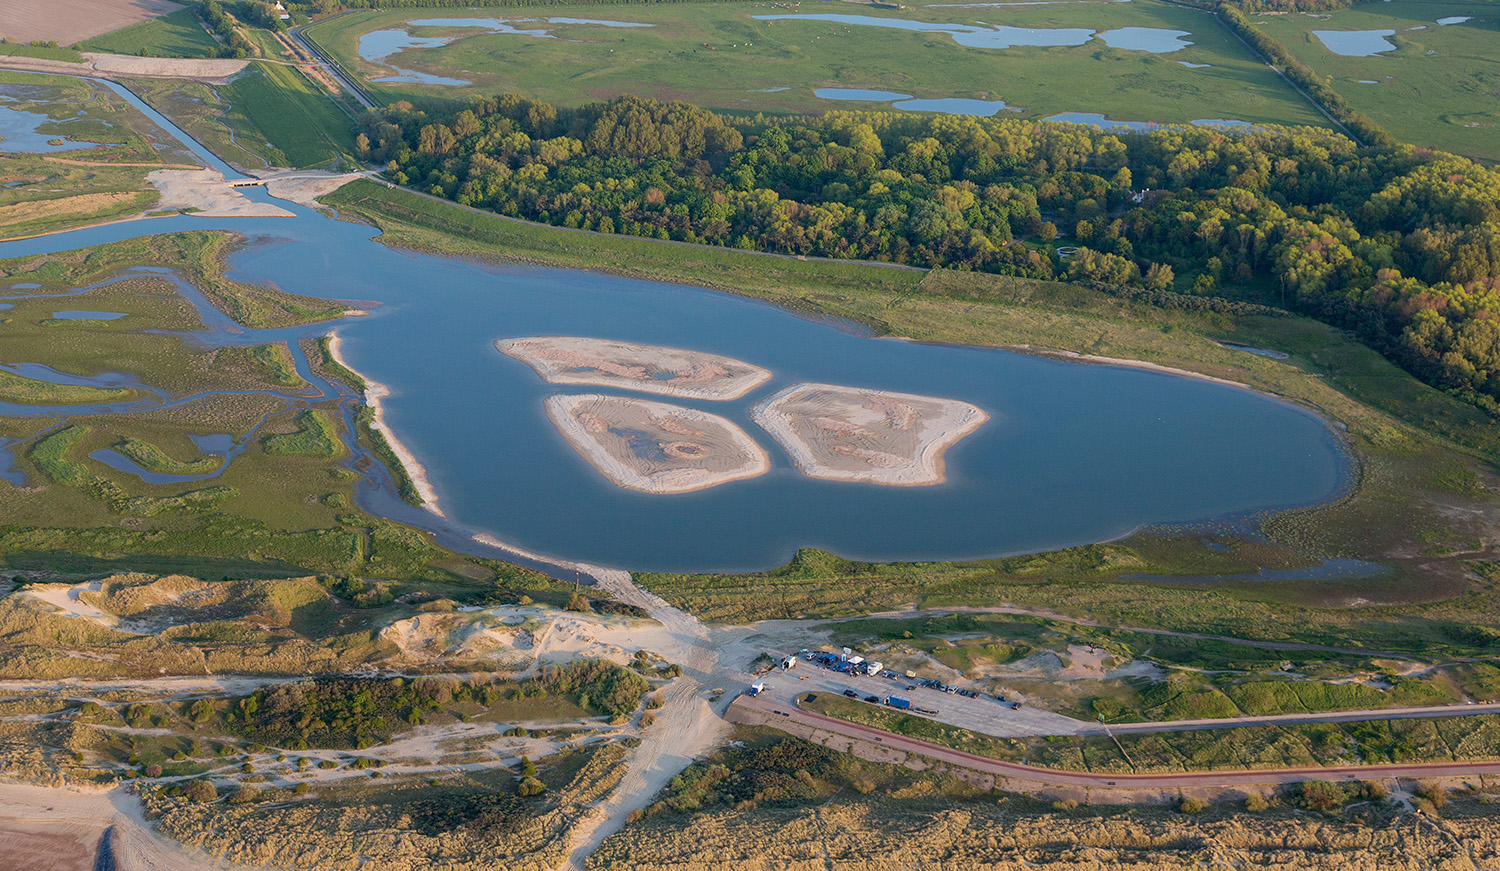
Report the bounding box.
[731,694,1500,790]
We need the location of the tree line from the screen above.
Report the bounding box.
[360,94,1500,408]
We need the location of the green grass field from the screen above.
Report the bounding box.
[76,8,223,58]
[304,0,1327,126]
[1253,3,1500,161]
[124,62,357,170]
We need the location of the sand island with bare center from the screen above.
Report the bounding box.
[752,383,989,486]
[497,336,771,401]
[546,394,771,494]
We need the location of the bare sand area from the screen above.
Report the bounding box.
[148,168,294,218]
[0,51,247,85]
[545,394,770,494]
[498,336,771,401]
[261,171,367,208]
[0,782,224,871]
[751,382,988,486]
[0,0,182,46]
[326,331,445,516]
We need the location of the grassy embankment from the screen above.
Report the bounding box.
[799,692,1500,775]
[75,8,224,59]
[303,0,1326,126]
[1253,2,1500,162]
[0,235,545,588]
[0,72,206,238]
[124,62,359,170]
[321,181,1500,653]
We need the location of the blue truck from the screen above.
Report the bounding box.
[885,695,911,710]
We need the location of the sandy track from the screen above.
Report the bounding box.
[0,52,248,85]
[148,169,293,218]
[0,782,229,871]
[0,0,183,46]
[555,568,731,871]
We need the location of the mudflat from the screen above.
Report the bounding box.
[545,393,770,493]
[498,336,771,401]
[752,382,988,486]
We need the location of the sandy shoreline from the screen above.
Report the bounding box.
[497,336,772,401]
[751,383,988,486]
[545,394,770,494]
[326,331,445,517]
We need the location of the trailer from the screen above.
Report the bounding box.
[885,695,911,710]
[781,655,798,670]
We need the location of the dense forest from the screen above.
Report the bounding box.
[359,91,1500,408]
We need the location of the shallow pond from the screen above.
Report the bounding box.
[754,13,1188,53]
[0,104,92,154]
[1313,29,1397,56]
[358,30,471,85]
[815,88,1014,116]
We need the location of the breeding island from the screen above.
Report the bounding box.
[545,394,770,493]
[752,383,988,486]
[497,336,771,400]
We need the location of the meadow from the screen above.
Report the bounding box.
[124,62,360,170]
[303,0,1327,126]
[1252,2,1500,161]
[75,8,222,59]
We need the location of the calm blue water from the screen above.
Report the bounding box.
[815,89,1014,117]
[1044,112,1157,132]
[1097,27,1190,52]
[0,78,1351,573]
[52,310,127,320]
[1313,29,1397,56]
[1436,16,1471,25]
[1178,61,1210,68]
[0,104,93,153]
[358,30,471,85]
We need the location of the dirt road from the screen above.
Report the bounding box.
[731,694,1500,791]
[0,52,248,85]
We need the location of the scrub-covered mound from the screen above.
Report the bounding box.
[752,383,988,485]
[497,336,771,401]
[545,394,770,493]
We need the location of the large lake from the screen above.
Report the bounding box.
[0,85,1349,573]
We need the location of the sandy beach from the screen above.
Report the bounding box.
[497,336,772,401]
[751,382,988,486]
[545,394,770,494]
[326,331,445,517]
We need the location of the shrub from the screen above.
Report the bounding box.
[1296,780,1350,813]
[1245,793,1270,812]
[517,776,546,797]
[184,780,218,803]
[1179,796,1208,814]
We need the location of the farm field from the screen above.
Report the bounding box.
[1252,2,1500,161]
[303,0,1328,127]
[75,7,221,59]
[125,62,359,170]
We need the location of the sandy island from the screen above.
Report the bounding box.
[545,394,769,494]
[497,336,771,401]
[751,382,988,486]
[326,331,445,517]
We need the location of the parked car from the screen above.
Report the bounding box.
[843,689,858,698]
[864,695,880,703]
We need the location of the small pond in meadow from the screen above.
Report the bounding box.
[1313,29,1397,56]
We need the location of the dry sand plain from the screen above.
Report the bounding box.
[0,0,182,46]
[752,382,988,485]
[498,336,771,401]
[545,394,770,494]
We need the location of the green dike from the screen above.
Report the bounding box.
[0,371,133,405]
[220,62,358,169]
[323,181,1500,651]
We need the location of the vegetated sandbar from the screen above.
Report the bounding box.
[545,394,770,494]
[751,382,988,486]
[497,336,771,400]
